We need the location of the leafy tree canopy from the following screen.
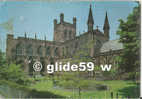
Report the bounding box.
[0,50,29,85]
[117,3,140,73]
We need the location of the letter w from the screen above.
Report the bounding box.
[100,64,112,71]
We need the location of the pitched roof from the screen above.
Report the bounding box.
[93,29,104,36]
[100,40,123,53]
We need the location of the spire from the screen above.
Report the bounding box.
[87,4,94,32]
[24,32,27,38]
[96,26,99,30]
[44,35,46,41]
[87,4,94,25]
[35,33,37,39]
[103,11,110,30]
[103,11,110,40]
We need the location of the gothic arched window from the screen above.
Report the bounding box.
[64,30,67,38]
[46,46,50,56]
[66,46,69,56]
[69,31,72,39]
[75,42,78,49]
[16,44,23,55]
[62,47,65,57]
[37,46,42,56]
[26,45,33,56]
[54,47,59,56]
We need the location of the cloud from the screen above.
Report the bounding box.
[19,16,25,22]
[0,18,14,33]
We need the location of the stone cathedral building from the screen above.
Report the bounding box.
[6,5,123,75]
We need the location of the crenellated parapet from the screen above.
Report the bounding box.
[53,13,77,42]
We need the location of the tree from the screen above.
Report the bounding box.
[70,39,95,64]
[0,50,6,66]
[117,3,140,73]
[0,50,29,85]
[0,64,27,84]
[60,39,95,80]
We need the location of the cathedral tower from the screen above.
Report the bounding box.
[87,4,94,32]
[53,13,76,42]
[103,12,110,40]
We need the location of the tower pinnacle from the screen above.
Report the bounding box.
[103,11,110,40]
[87,4,94,32]
[103,11,110,30]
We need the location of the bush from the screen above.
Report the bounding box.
[118,72,140,80]
[0,63,30,85]
[61,72,79,81]
[127,72,138,80]
[58,80,76,89]
[102,69,118,80]
[79,80,89,89]
[57,79,108,91]
[0,80,65,98]
[95,84,108,90]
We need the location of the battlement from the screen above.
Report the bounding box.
[7,34,14,39]
[53,13,76,42]
[54,13,76,26]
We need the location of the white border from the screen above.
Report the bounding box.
[0,0,140,2]
[140,0,142,98]
[0,0,141,97]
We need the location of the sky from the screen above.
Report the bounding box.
[0,1,138,52]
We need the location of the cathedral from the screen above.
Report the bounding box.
[6,5,123,75]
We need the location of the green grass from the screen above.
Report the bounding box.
[30,79,140,98]
[30,80,74,98]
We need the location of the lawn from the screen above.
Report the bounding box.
[30,79,140,98]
